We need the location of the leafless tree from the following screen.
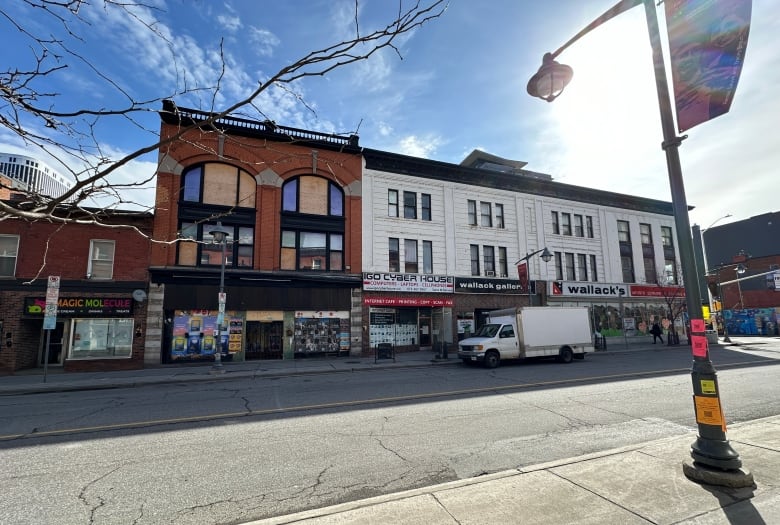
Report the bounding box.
[652,265,687,345]
[0,0,447,226]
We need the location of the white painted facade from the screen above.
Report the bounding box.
[362,167,681,287]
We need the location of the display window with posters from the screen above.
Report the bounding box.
[170,310,245,362]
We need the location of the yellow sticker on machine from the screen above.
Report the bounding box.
[700,379,716,395]
[694,396,724,426]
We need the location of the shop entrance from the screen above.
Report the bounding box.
[418,312,432,349]
[244,321,283,360]
[39,321,65,367]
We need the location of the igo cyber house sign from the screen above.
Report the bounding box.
[363,273,454,293]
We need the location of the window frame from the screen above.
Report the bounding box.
[88,239,116,280]
[574,214,584,237]
[389,237,400,272]
[421,193,431,221]
[495,203,505,229]
[404,239,418,273]
[480,202,492,227]
[403,191,417,219]
[467,200,477,226]
[551,211,560,235]
[483,245,495,275]
[388,189,399,217]
[0,234,19,277]
[561,213,572,236]
[422,240,433,274]
[470,244,480,276]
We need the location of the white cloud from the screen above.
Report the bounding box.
[396,134,444,158]
[248,27,280,57]
[217,14,242,32]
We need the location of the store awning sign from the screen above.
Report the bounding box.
[25,296,134,317]
[363,273,454,293]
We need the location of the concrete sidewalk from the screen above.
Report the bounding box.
[0,335,774,396]
[248,415,780,525]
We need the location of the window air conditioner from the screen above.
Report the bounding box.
[485,270,495,277]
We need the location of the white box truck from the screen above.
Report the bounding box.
[457,306,594,368]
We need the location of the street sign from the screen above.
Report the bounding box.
[44,275,60,330]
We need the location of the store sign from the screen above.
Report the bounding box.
[629,285,686,297]
[364,297,454,307]
[24,296,133,317]
[551,282,688,299]
[363,273,454,293]
[551,281,629,298]
[454,277,527,294]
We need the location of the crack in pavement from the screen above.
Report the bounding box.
[78,465,121,524]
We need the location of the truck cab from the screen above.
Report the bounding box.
[457,317,519,367]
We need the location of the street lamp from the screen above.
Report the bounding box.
[515,247,553,306]
[735,263,747,310]
[528,0,751,485]
[209,222,230,374]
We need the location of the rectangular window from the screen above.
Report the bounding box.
[554,251,563,280]
[621,256,636,283]
[589,254,598,282]
[565,252,575,280]
[644,257,657,283]
[586,216,594,238]
[483,245,495,275]
[389,238,399,272]
[470,244,480,276]
[281,230,297,270]
[618,220,631,242]
[661,226,674,247]
[561,213,572,236]
[300,232,327,271]
[404,239,418,273]
[388,189,398,217]
[574,215,584,237]
[551,211,559,235]
[467,200,477,226]
[69,318,134,359]
[421,194,431,221]
[0,234,20,277]
[640,223,652,245]
[480,202,492,227]
[403,191,417,219]
[329,233,343,271]
[495,204,505,229]
[422,240,433,273]
[88,240,115,279]
[498,247,508,277]
[665,259,678,284]
[577,254,588,281]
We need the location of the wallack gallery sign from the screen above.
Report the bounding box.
[454,277,527,294]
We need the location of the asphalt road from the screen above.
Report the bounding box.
[1,345,779,524]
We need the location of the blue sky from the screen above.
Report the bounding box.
[1,0,777,231]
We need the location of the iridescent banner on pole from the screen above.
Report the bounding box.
[665,0,752,132]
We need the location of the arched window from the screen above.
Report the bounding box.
[176,163,257,268]
[280,176,345,271]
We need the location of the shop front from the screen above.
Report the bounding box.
[152,269,361,363]
[548,281,686,341]
[22,294,144,371]
[362,273,455,354]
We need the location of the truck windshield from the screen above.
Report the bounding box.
[474,324,500,337]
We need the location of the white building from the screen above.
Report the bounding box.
[361,148,684,351]
[0,152,74,200]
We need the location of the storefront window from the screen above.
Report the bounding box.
[69,318,133,359]
[293,313,349,356]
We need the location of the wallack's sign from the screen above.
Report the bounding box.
[454,277,528,294]
[550,281,685,299]
[551,282,629,298]
[24,296,133,317]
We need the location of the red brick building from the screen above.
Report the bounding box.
[0,203,152,373]
[146,101,363,364]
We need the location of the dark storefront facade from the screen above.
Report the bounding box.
[150,269,360,363]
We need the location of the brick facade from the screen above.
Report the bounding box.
[0,210,152,373]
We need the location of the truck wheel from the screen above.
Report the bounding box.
[558,347,573,364]
[484,350,500,369]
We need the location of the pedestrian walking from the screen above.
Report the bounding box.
[650,322,663,344]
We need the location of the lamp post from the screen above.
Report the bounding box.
[735,263,747,310]
[528,0,751,485]
[696,214,731,316]
[515,247,553,306]
[209,222,230,374]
